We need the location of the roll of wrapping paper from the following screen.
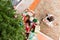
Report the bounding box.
[29,0,40,11]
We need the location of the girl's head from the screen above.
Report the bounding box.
[24,15,31,26]
[25,15,30,20]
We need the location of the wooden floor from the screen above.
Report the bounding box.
[34,0,60,40]
[36,32,53,40]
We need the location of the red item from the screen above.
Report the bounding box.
[22,15,27,23]
[25,24,30,33]
[32,23,37,29]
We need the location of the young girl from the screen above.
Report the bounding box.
[24,15,31,40]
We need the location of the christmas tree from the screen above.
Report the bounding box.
[0,0,25,40]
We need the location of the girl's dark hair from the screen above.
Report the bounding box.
[26,20,31,26]
[26,15,30,19]
[25,15,31,26]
